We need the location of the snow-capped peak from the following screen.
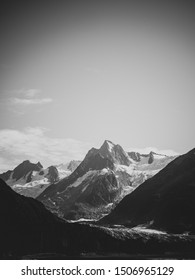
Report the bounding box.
[105,140,115,152]
[98,140,132,166]
[100,140,115,151]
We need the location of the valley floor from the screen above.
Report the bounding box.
[19,225,195,260]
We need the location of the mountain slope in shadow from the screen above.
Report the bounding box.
[1,178,195,259]
[100,148,195,234]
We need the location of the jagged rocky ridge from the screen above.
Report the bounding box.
[0,160,43,181]
[0,160,59,198]
[0,159,81,199]
[37,140,175,220]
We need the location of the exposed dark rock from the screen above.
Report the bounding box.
[12,160,43,181]
[99,140,131,166]
[26,171,33,183]
[128,152,141,162]
[148,152,154,164]
[46,166,59,183]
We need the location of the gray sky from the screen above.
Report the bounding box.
[0,0,195,171]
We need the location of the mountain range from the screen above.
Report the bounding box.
[1,139,195,259]
[0,140,176,219]
[0,160,81,198]
[37,140,176,220]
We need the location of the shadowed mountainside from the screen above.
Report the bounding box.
[1,178,195,259]
[100,148,195,234]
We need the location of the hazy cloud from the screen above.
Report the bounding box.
[22,89,41,98]
[0,127,91,172]
[11,97,53,105]
[5,88,53,106]
[2,88,41,96]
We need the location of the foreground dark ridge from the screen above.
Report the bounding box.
[99,148,195,234]
[1,178,195,259]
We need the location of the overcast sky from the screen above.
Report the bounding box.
[0,0,195,171]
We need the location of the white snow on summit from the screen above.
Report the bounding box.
[106,140,115,152]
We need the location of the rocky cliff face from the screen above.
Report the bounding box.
[99,140,132,166]
[46,166,59,184]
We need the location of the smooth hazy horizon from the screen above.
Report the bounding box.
[0,0,195,171]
